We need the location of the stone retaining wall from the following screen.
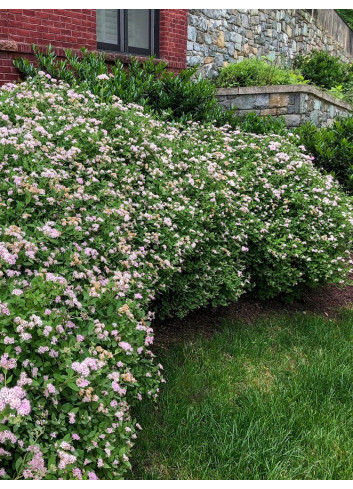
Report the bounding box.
[216,85,353,127]
[187,9,353,78]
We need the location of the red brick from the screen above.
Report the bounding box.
[0,8,187,84]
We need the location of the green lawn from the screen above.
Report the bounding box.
[128,310,353,479]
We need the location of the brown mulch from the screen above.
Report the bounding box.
[153,283,353,349]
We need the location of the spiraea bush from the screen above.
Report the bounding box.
[0,74,353,479]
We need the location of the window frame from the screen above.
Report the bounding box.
[97,9,160,57]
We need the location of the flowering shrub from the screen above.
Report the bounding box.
[0,74,353,479]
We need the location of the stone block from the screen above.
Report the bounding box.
[283,114,301,127]
[227,43,235,56]
[189,14,208,32]
[187,56,202,66]
[254,94,270,108]
[0,40,17,51]
[196,31,205,43]
[214,54,224,67]
[205,33,212,44]
[188,26,197,42]
[242,43,251,55]
[269,93,289,108]
[229,32,243,44]
[314,99,321,110]
[261,108,279,116]
[241,14,249,28]
[230,94,255,109]
[310,110,322,125]
[276,107,288,115]
[217,31,225,48]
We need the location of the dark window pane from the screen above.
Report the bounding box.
[127,10,150,49]
[97,9,118,45]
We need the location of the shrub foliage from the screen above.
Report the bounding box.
[0,74,352,479]
[216,57,307,88]
[297,117,353,192]
[13,46,288,135]
[14,46,226,126]
[293,50,353,91]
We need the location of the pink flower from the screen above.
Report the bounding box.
[72,468,82,479]
[0,353,16,370]
[12,288,23,296]
[88,471,99,480]
[0,301,10,316]
[76,378,90,388]
[46,383,56,395]
[118,341,133,352]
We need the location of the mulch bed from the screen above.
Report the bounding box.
[153,283,353,349]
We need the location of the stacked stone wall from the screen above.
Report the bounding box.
[216,85,353,127]
[187,9,353,78]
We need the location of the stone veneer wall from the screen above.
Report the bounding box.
[187,9,353,78]
[216,85,353,127]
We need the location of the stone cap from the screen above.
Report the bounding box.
[216,84,353,111]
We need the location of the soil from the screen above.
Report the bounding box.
[153,283,353,349]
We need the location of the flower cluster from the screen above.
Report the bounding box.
[0,386,31,416]
[0,74,352,479]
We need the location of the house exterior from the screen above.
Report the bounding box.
[0,9,352,85]
[0,9,188,84]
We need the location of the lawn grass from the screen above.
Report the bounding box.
[128,310,353,479]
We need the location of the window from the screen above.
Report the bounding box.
[97,9,159,56]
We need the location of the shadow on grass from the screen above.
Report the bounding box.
[129,310,353,480]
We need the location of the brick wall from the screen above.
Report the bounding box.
[0,9,188,84]
[160,9,188,71]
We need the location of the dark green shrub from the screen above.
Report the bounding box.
[328,82,353,106]
[296,116,353,191]
[216,57,307,88]
[13,45,290,136]
[293,51,353,90]
[14,45,223,125]
[235,112,288,135]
